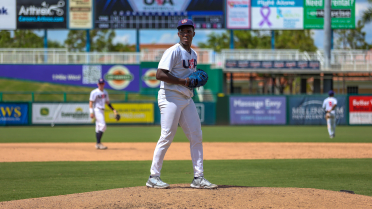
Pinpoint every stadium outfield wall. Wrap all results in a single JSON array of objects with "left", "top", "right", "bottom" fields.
[{"left": 1, "top": 95, "right": 371, "bottom": 126}]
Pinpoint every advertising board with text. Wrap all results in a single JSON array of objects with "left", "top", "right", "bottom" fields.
[
  {"left": 0, "top": 65, "right": 140, "bottom": 92},
  {"left": 0, "top": 0, "right": 17, "bottom": 30},
  {"left": 226, "top": 0, "right": 251, "bottom": 29},
  {"left": 69, "top": 0, "right": 93, "bottom": 29},
  {"left": 304, "top": 0, "right": 355, "bottom": 29},
  {"left": 349, "top": 96, "right": 372, "bottom": 124},
  {"left": 104, "top": 103, "right": 154, "bottom": 123},
  {"left": 32, "top": 103, "right": 91, "bottom": 124},
  {"left": 251, "top": 0, "right": 303, "bottom": 29},
  {"left": 289, "top": 96, "right": 347, "bottom": 125},
  {"left": 17, "top": 0, "right": 67, "bottom": 29},
  {"left": 0, "top": 103, "right": 29, "bottom": 125},
  {"left": 230, "top": 96, "right": 286, "bottom": 124},
  {"left": 225, "top": 60, "right": 320, "bottom": 70}
]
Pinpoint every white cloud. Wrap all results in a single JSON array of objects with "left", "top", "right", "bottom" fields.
[
  {"left": 158, "top": 33, "right": 179, "bottom": 43},
  {"left": 355, "top": 2, "right": 370, "bottom": 18},
  {"left": 113, "top": 34, "right": 130, "bottom": 44}
]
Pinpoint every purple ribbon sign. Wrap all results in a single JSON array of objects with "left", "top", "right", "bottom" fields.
[{"left": 259, "top": 6, "right": 272, "bottom": 27}]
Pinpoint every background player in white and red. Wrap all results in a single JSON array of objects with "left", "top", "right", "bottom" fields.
[
  {"left": 145, "top": 19, "right": 217, "bottom": 189},
  {"left": 89, "top": 78, "right": 117, "bottom": 149},
  {"left": 323, "top": 90, "right": 338, "bottom": 138}
]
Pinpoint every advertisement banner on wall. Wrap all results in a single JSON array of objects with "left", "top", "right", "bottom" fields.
[
  {"left": 225, "top": 60, "right": 320, "bottom": 70},
  {"left": 32, "top": 103, "right": 91, "bottom": 124},
  {"left": 229, "top": 96, "right": 286, "bottom": 124},
  {"left": 226, "top": 0, "right": 251, "bottom": 29},
  {"left": 349, "top": 96, "right": 372, "bottom": 124},
  {"left": 104, "top": 103, "right": 154, "bottom": 123},
  {"left": 0, "top": 65, "right": 140, "bottom": 92},
  {"left": 0, "top": 0, "right": 17, "bottom": 30},
  {"left": 69, "top": 0, "right": 93, "bottom": 29},
  {"left": 0, "top": 103, "right": 29, "bottom": 125},
  {"left": 141, "top": 68, "right": 160, "bottom": 88},
  {"left": 251, "top": 0, "right": 303, "bottom": 29},
  {"left": 289, "top": 96, "right": 347, "bottom": 125},
  {"left": 304, "top": 0, "right": 355, "bottom": 29},
  {"left": 17, "top": 0, "right": 67, "bottom": 29}
]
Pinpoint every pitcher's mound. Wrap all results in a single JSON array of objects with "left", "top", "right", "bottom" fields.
[{"left": 1, "top": 185, "right": 371, "bottom": 209}]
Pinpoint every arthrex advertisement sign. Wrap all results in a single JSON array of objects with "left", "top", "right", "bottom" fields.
[{"left": 17, "top": 0, "right": 67, "bottom": 29}]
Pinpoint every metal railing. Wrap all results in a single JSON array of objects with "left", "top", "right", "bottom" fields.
[
  {"left": 0, "top": 48, "right": 214, "bottom": 64},
  {"left": 0, "top": 48, "right": 371, "bottom": 71}
]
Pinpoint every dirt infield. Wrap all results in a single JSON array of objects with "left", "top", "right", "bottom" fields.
[
  {"left": 1, "top": 142, "right": 372, "bottom": 162},
  {"left": 1, "top": 142, "right": 372, "bottom": 208}
]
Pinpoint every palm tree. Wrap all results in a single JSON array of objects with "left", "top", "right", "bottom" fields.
[{"left": 362, "top": 0, "right": 372, "bottom": 23}]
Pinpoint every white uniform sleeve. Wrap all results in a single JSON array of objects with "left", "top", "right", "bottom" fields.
[
  {"left": 89, "top": 91, "right": 95, "bottom": 102},
  {"left": 333, "top": 98, "right": 337, "bottom": 105},
  {"left": 158, "top": 48, "right": 177, "bottom": 72},
  {"left": 322, "top": 100, "right": 326, "bottom": 109}
]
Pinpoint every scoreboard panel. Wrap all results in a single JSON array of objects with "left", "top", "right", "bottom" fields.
[{"left": 94, "top": 0, "right": 224, "bottom": 29}]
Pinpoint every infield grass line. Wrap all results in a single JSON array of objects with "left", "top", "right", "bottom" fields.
[
  {"left": 0, "top": 126, "right": 371, "bottom": 143},
  {"left": 0, "top": 158, "right": 371, "bottom": 202}
]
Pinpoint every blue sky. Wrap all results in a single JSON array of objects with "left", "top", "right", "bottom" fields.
[{"left": 36, "top": 0, "right": 371, "bottom": 50}]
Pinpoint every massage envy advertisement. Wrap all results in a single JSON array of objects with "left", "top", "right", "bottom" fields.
[
  {"left": 251, "top": 0, "right": 303, "bottom": 29},
  {"left": 230, "top": 96, "right": 286, "bottom": 125}
]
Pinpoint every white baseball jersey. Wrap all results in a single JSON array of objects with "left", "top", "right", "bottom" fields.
[
  {"left": 323, "top": 97, "right": 337, "bottom": 114},
  {"left": 158, "top": 43, "right": 197, "bottom": 98},
  {"left": 89, "top": 88, "right": 109, "bottom": 109}
]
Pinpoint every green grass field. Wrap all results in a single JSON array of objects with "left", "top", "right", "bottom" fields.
[
  {"left": 0, "top": 126, "right": 371, "bottom": 202},
  {"left": 1, "top": 80, "right": 371, "bottom": 202},
  {"left": 1, "top": 159, "right": 371, "bottom": 201},
  {"left": 0, "top": 126, "right": 371, "bottom": 143}
]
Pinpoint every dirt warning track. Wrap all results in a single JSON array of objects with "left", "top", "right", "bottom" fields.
[{"left": 1, "top": 142, "right": 372, "bottom": 162}]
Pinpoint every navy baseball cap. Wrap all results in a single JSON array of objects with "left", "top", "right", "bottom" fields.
[
  {"left": 328, "top": 90, "right": 334, "bottom": 96},
  {"left": 177, "top": 19, "right": 194, "bottom": 29},
  {"left": 98, "top": 78, "right": 105, "bottom": 84}
]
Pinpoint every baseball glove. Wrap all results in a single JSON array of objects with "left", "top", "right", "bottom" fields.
[
  {"left": 188, "top": 69, "right": 208, "bottom": 88},
  {"left": 325, "top": 112, "right": 330, "bottom": 119},
  {"left": 115, "top": 113, "right": 121, "bottom": 121}
]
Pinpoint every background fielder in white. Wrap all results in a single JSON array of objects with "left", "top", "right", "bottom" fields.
[
  {"left": 323, "top": 90, "right": 337, "bottom": 138},
  {"left": 146, "top": 19, "right": 217, "bottom": 189},
  {"left": 89, "top": 79, "right": 117, "bottom": 149}
]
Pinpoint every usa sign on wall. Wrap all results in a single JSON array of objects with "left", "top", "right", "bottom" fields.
[{"left": 349, "top": 96, "right": 372, "bottom": 124}]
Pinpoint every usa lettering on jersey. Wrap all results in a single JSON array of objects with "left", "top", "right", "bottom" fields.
[
  {"left": 183, "top": 59, "right": 197, "bottom": 69},
  {"left": 97, "top": 94, "right": 107, "bottom": 99}
]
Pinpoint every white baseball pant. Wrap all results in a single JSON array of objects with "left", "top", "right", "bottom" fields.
[
  {"left": 94, "top": 108, "right": 107, "bottom": 133},
  {"left": 150, "top": 89, "right": 204, "bottom": 177},
  {"left": 327, "top": 113, "right": 336, "bottom": 136}
]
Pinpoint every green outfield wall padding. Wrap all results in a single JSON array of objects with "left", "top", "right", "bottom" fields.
[
  {"left": 215, "top": 95, "right": 230, "bottom": 125},
  {"left": 154, "top": 102, "right": 216, "bottom": 125}
]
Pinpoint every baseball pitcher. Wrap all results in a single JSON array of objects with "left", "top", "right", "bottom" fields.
[{"left": 146, "top": 19, "right": 217, "bottom": 189}]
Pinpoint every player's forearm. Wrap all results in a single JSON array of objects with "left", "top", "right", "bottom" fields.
[
  {"left": 156, "top": 69, "right": 189, "bottom": 86},
  {"left": 330, "top": 105, "right": 337, "bottom": 111},
  {"left": 89, "top": 101, "right": 93, "bottom": 108}
]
